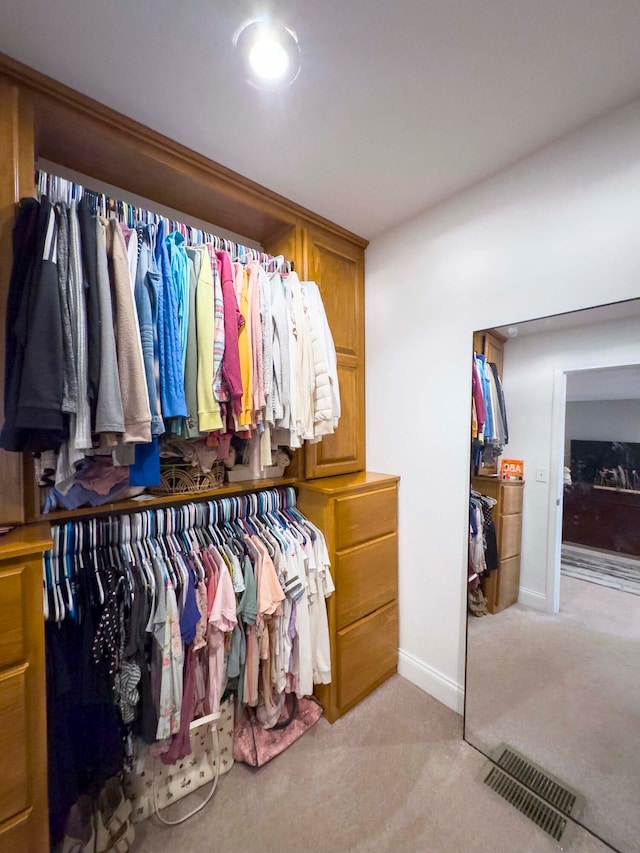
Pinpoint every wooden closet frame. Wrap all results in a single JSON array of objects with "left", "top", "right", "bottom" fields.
[
  {"left": 0, "top": 52, "right": 368, "bottom": 527},
  {"left": 0, "top": 55, "right": 401, "bottom": 852}
]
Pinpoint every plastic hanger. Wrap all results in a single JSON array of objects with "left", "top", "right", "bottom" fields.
[
  {"left": 42, "top": 552, "right": 50, "bottom": 621},
  {"left": 52, "top": 526, "right": 64, "bottom": 623},
  {"left": 43, "top": 548, "right": 57, "bottom": 622},
  {"left": 63, "top": 522, "right": 76, "bottom": 620}
]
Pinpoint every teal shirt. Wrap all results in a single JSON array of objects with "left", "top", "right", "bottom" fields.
[{"left": 165, "top": 231, "right": 190, "bottom": 378}]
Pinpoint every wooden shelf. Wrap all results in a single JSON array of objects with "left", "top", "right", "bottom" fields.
[
  {"left": 0, "top": 523, "right": 52, "bottom": 559},
  {"left": 294, "top": 471, "right": 399, "bottom": 496},
  {"left": 29, "top": 477, "right": 300, "bottom": 524},
  {"left": 593, "top": 485, "right": 640, "bottom": 495}
]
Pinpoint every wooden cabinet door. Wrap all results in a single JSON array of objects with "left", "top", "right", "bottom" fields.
[
  {"left": 473, "top": 329, "right": 506, "bottom": 377},
  {"left": 263, "top": 222, "right": 304, "bottom": 274},
  {"left": 0, "top": 528, "right": 51, "bottom": 853},
  {"left": 0, "top": 81, "right": 35, "bottom": 525},
  {"left": 304, "top": 227, "right": 365, "bottom": 478}
]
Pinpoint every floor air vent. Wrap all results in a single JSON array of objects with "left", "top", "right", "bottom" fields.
[
  {"left": 484, "top": 766, "right": 568, "bottom": 842},
  {"left": 491, "top": 744, "right": 585, "bottom": 819}
]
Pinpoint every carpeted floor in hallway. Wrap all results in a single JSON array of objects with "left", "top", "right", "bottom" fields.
[{"left": 133, "top": 675, "right": 615, "bottom": 853}]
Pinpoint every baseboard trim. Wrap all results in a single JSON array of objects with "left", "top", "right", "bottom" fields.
[
  {"left": 518, "top": 587, "right": 547, "bottom": 610},
  {"left": 398, "top": 649, "right": 464, "bottom": 715}
]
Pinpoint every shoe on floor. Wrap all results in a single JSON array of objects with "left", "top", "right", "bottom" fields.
[
  {"left": 61, "top": 795, "right": 95, "bottom": 853},
  {"left": 95, "top": 777, "right": 134, "bottom": 853}
]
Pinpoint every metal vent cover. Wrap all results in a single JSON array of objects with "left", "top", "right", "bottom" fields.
[
  {"left": 491, "top": 744, "right": 585, "bottom": 819},
  {"left": 484, "top": 766, "right": 568, "bottom": 842}
]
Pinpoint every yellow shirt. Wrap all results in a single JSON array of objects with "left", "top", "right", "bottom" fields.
[
  {"left": 195, "top": 248, "right": 223, "bottom": 432},
  {"left": 235, "top": 264, "right": 253, "bottom": 428}
]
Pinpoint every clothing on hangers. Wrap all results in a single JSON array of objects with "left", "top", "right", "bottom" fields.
[
  {"left": 1, "top": 171, "right": 341, "bottom": 509},
  {"left": 468, "top": 489, "right": 500, "bottom": 588},
  {"left": 43, "top": 488, "right": 334, "bottom": 842},
  {"left": 471, "top": 353, "right": 509, "bottom": 469}
]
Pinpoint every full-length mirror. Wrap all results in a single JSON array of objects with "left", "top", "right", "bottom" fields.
[{"left": 464, "top": 299, "right": 640, "bottom": 853}]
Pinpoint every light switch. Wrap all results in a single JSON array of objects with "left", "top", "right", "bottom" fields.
[{"left": 535, "top": 466, "right": 548, "bottom": 483}]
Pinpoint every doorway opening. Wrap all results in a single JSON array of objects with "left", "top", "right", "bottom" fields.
[{"left": 550, "top": 363, "right": 640, "bottom": 613}]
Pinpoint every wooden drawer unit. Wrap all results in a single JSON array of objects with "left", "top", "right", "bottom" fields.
[
  {"left": 0, "top": 527, "right": 52, "bottom": 853},
  {"left": 297, "top": 472, "right": 399, "bottom": 722},
  {"left": 471, "top": 476, "right": 524, "bottom": 614},
  {"left": 337, "top": 601, "right": 398, "bottom": 709}
]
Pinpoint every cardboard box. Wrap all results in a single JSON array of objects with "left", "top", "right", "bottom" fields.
[
  {"left": 226, "top": 465, "right": 285, "bottom": 483},
  {"left": 500, "top": 459, "right": 524, "bottom": 480}
]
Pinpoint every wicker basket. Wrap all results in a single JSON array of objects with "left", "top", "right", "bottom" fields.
[{"left": 148, "top": 461, "right": 225, "bottom": 496}]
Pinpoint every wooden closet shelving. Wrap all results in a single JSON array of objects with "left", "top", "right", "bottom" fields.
[
  {"left": 0, "top": 52, "right": 369, "bottom": 524},
  {"left": 39, "top": 476, "right": 301, "bottom": 524},
  {"left": 0, "top": 54, "right": 399, "bottom": 852},
  {"left": 471, "top": 328, "right": 523, "bottom": 613}
]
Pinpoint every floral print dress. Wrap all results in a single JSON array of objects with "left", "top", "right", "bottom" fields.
[{"left": 156, "top": 576, "right": 183, "bottom": 740}]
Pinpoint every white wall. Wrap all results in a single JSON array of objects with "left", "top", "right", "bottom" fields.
[
  {"left": 365, "top": 97, "right": 640, "bottom": 713},
  {"left": 564, "top": 399, "right": 640, "bottom": 464},
  {"left": 501, "top": 321, "right": 640, "bottom": 605}
]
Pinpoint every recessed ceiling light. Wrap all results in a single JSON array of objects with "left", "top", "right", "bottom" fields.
[
  {"left": 235, "top": 19, "right": 301, "bottom": 90},
  {"left": 249, "top": 39, "right": 289, "bottom": 80}
]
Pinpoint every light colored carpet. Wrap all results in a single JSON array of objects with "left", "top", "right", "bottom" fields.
[
  {"left": 133, "top": 674, "right": 615, "bottom": 853},
  {"left": 466, "top": 575, "right": 640, "bottom": 853},
  {"left": 561, "top": 543, "right": 640, "bottom": 595}
]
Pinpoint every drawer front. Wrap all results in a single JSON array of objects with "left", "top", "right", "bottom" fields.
[
  {"left": 335, "top": 487, "right": 397, "bottom": 550},
  {"left": 0, "top": 569, "right": 25, "bottom": 670},
  {"left": 501, "top": 484, "right": 523, "bottom": 516},
  {"left": 496, "top": 554, "right": 521, "bottom": 611},
  {"left": 0, "top": 669, "right": 29, "bottom": 825},
  {"left": 335, "top": 534, "right": 397, "bottom": 629},
  {"left": 337, "top": 601, "right": 398, "bottom": 709},
  {"left": 499, "top": 513, "right": 522, "bottom": 560},
  {"left": 0, "top": 816, "right": 30, "bottom": 853}
]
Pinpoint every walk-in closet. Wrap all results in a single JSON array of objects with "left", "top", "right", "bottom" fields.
[{"left": 3, "top": 5, "right": 640, "bottom": 853}]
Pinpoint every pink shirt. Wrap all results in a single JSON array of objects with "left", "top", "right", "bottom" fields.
[
  {"left": 205, "top": 560, "right": 237, "bottom": 715},
  {"left": 216, "top": 250, "right": 244, "bottom": 415}
]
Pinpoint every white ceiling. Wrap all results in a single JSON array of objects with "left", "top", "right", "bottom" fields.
[
  {"left": 495, "top": 300, "right": 640, "bottom": 401},
  {"left": 565, "top": 366, "right": 640, "bottom": 402},
  {"left": 495, "top": 299, "right": 640, "bottom": 340},
  {"left": 3, "top": 0, "right": 640, "bottom": 238}
]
